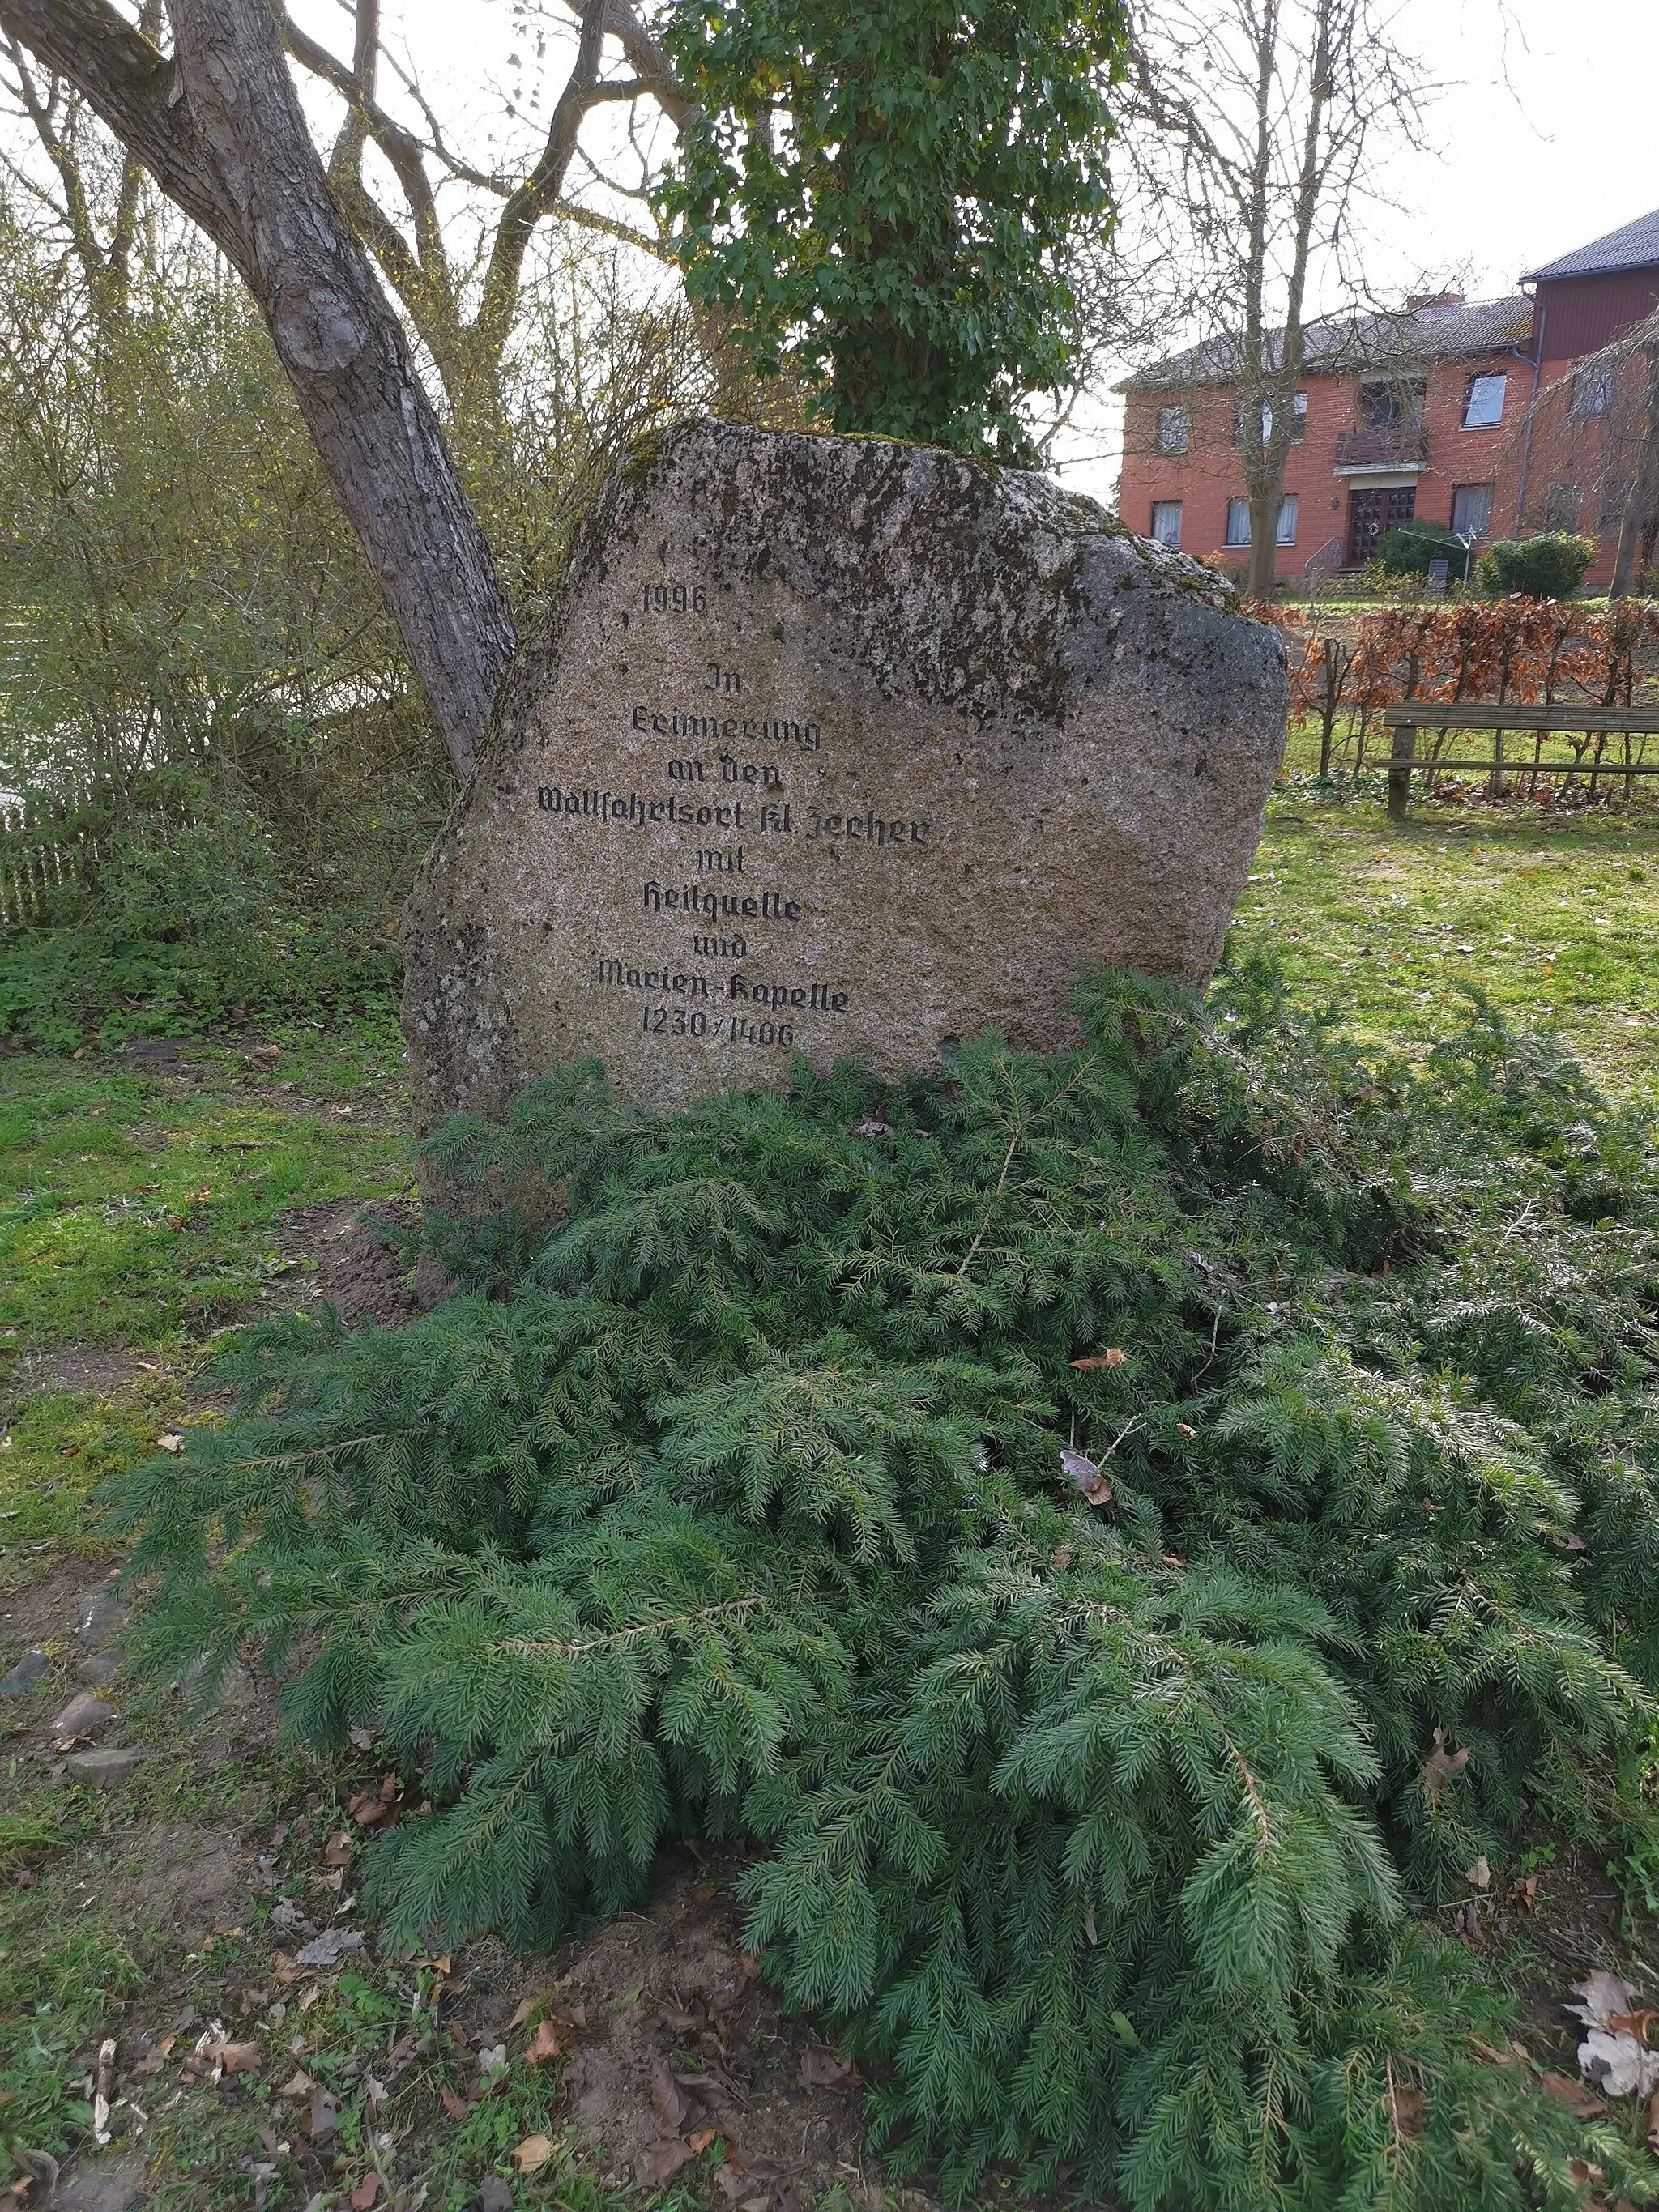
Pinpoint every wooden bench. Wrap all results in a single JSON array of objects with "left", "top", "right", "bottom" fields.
[{"left": 1380, "top": 704, "right": 1659, "bottom": 818}]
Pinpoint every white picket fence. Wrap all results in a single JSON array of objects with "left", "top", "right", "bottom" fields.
[{"left": 0, "top": 801, "right": 100, "bottom": 926}]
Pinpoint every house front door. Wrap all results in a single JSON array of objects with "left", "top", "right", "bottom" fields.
[{"left": 1346, "top": 484, "right": 1416, "bottom": 565}]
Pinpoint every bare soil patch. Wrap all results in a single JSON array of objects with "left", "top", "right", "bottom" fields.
[
  {"left": 274, "top": 1198, "right": 421, "bottom": 1328},
  {"left": 0, "top": 1553, "right": 122, "bottom": 1653},
  {"left": 11, "top": 1345, "right": 156, "bottom": 1397},
  {"left": 531, "top": 1852, "right": 877, "bottom": 2203}
]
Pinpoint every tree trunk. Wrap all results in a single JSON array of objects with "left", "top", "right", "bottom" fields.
[
  {"left": 0, "top": 0, "right": 515, "bottom": 779},
  {"left": 1246, "top": 475, "right": 1282, "bottom": 597}
]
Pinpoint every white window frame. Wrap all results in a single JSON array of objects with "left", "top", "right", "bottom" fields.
[
  {"left": 1149, "top": 500, "right": 1183, "bottom": 548},
  {"left": 1224, "top": 497, "right": 1252, "bottom": 547},
  {"left": 1276, "top": 494, "right": 1299, "bottom": 546},
  {"left": 1463, "top": 373, "right": 1507, "bottom": 429},
  {"left": 1450, "top": 482, "right": 1495, "bottom": 539}
]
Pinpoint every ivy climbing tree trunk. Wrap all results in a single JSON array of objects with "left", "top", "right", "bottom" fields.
[{"left": 0, "top": 0, "right": 516, "bottom": 780}]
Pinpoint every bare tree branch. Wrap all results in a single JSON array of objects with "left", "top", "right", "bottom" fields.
[
  {"left": 476, "top": 0, "right": 609, "bottom": 364},
  {"left": 0, "top": 0, "right": 250, "bottom": 265}
]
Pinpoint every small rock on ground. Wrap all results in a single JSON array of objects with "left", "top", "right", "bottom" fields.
[
  {"left": 65, "top": 1746, "right": 145, "bottom": 1788},
  {"left": 53, "top": 2150, "right": 149, "bottom": 2210},
  {"left": 75, "top": 1592, "right": 130, "bottom": 1650},
  {"left": 0, "top": 1648, "right": 48, "bottom": 1696},
  {"left": 53, "top": 1692, "right": 115, "bottom": 1737},
  {"left": 75, "top": 1648, "right": 126, "bottom": 1687}
]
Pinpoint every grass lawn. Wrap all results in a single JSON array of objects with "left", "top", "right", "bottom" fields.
[
  {"left": 3, "top": 784, "right": 1659, "bottom": 2207},
  {"left": 1240, "top": 782, "right": 1659, "bottom": 1094}
]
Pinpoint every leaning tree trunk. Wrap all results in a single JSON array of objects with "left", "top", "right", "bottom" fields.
[{"left": 0, "top": 0, "right": 515, "bottom": 779}]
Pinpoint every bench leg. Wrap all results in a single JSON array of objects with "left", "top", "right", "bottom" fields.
[{"left": 1387, "top": 724, "right": 1416, "bottom": 820}]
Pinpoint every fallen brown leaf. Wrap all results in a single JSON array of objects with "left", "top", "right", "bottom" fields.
[
  {"left": 278, "top": 2070, "right": 314, "bottom": 2097},
  {"left": 1610, "top": 2009, "right": 1659, "bottom": 2044},
  {"left": 133, "top": 2050, "right": 165, "bottom": 2077},
  {"left": 642, "top": 2140, "right": 697, "bottom": 2188},
  {"left": 1465, "top": 1856, "right": 1491, "bottom": 1891},
  {"left": 322, "top": 1831, "right": 355, "bottom": 1868},
  {"left": 1504, "top": 1874, "right": 1539, "bottom": 1911},
  {"left": 1569, "top": 2160, "right": 1609, "bottom": 2188},
  {"left": 309, "top": 2087, "right": 340, "bottom": 2142},
  {"left": 1419, "top": 1727, "right": 1471, "bottom": 1805},
  {"left": 1541, "top": 2071, "right": 1606, "bottom": 2118},
  {"left": 1469, "top": 2036, "right": 1524, "bottom": 2067},
  {"left": 1070, "top": 1349, "right": 1127, "bottom": 1370},
  {"left": 348, "top": 1792, "right": 392, "bottom": 1827},
  {"left": 799, "top": 2044, "right": 861, "bottom": 2090},
  {"left": 660, "top": 2001, "right": 703, "bottom": 2033},
  {"left": 652, "top": 2058, "right": 696, "bottom": 2132},
  {"left": 348, "top": 2176, "right": 382, "bottom": 2211},
  {"left": 524, "top": 2017, "right": 568, "bottom": 2065},
  {"left": 439, "top": 2084, "right": 470, "bottom": 2122},
  {"left": 1388, "top": 2077, "right": 1425, "bottom": 2138},
  {"left": 214, "top": 2041, "right": 261, "bottom": 2073},
  {"left": 513, "top": 2133, "right": 557, "bottom": 2176},
  {"left": 689, "top": 2127, "right": 719, "bottom": 2154}
]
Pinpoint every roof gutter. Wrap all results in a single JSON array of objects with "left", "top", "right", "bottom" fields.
[{"left": 1513, "top": 284, "right": 1546, "bottom": 535}]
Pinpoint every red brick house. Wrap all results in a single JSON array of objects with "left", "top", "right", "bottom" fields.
[{"left": 1115, "top": 207, "right": 1659, "bottom": 586}]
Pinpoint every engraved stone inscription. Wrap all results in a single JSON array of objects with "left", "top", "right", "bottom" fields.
[{"left": 403, "top": 421, "right": 1289, "bottom": 1126}]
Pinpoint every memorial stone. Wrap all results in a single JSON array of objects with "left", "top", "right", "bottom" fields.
[{"left": 403, "top": 421, "right": 1288, "bottom": 1126}]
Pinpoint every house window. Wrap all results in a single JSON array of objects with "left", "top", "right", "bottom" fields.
[
  {"left": 1360, "top": 379, "right": 1425, "bottom": 432},
  {"left": 1463, "top": 373, "right": 1507, "bottom": 428},
  {"left": 1601, "top": 477, "right": 1634, "bottom": 529},
  {"left": 1234, "top": 392, "right": 1307, "bottom": 445},
  {"left": 1155, "top": 405, "right": 1190, "bottom": 454},
  {"left": 1542, "top": 481, "right": 1583, "bottom": 531},
  {"left": 1450, "top": 482, "right": 1495, "bottom": 539},
  {"left": 1224, "top": 496, "right": 1299, "bottom": 548},
  {"left": 1572, "top": 366, "right": 1614, "bottom": 418},
  {"left": 1149, "top": 501, "right": 1183, "bottom": 548}
]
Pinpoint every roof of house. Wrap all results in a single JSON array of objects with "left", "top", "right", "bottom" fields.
[
  {"left": 1116, "top": 293, "right": 1533, "bottom": 394},
  {"left": 1525, "top": 207, "right": 1659, "bottom": 284}
]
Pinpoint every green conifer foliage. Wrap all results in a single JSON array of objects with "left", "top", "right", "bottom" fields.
[{"left": 109, "top": 967, "right": 1659, "bottom": 2207}]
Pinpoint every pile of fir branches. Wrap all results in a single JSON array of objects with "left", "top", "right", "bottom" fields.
[{"left": 111, "top": 964, "right": 1659, "bottom": 2208}]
